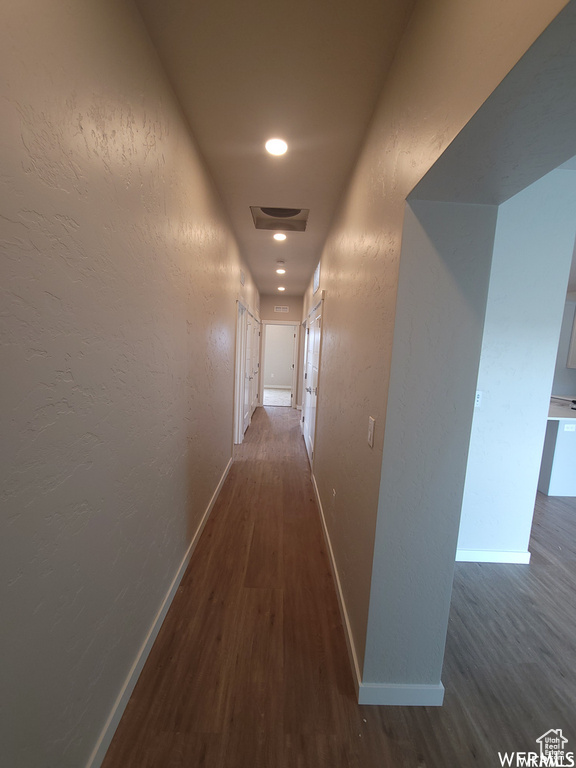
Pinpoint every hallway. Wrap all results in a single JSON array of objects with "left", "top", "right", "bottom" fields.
[
  {"left": 5, "top": 3, "right": 576, "bottom": 764},
  {"left": 102, "top": 406, "right": 576, "bottom": 768},
  {"left": 103, "top": 405, "right": 357, "bottom": 767}
]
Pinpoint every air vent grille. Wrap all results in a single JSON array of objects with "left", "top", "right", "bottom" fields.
[
  {"left": 250, "top": 206, "right": 309, "bottom": 232},
  {"left": 274, "top": 305, "right": 289, "bottom": 313}
]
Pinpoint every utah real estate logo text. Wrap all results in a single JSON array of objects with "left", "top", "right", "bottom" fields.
[{"left": 499, "top": 730, "right": 574, "bottom": 767}]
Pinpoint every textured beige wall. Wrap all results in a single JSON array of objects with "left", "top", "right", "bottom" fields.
[
  {"left": 259, "top": 294, "right": 304, "bottom": 323},
  {"left": 308, "top": 0, "right": 570, "bottom": 676},
  {"left": 0, "top": 1, "right": 256, "bottom": 765}
]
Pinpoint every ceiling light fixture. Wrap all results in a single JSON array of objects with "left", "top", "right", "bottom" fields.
[
  {"left": 265, "top": 138, "right": 288, "bottom": 156},
  {"left": 273, "top": 233, "right": 286, "bottom": 241},
  {"left": 278, "top": 286, "right": 286, "bottom": 292},
  {"left": 276, "top": 268, "right": 286, "bottom": 274}
]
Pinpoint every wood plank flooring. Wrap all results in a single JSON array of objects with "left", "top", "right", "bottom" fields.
[{"left": 102, "top": 406, "right": 576, "bottom": 767}]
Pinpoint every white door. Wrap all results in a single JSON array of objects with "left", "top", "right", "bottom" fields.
[
  {"left": 243, "top": 315, "right": 253, "bottom": 433},
  {"left": 250, "top": 320, "right": 260, "bottom": 414},
  {"left": 302, "top": 302, "right": 322, "bottom": 463},
  {"left": 234, "top": 305, "right": 260, "bottom": 444},
  {"left": 301, "top": 322, "right": 310, "bottom": 437},
  {"left": 234, "top": 304, "right": 248, "bottom": 444}
]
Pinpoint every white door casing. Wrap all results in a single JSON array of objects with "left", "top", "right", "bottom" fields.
[
  {"left": 243, "top": 315, "right": 254, "bottom": 434},
  {"left": 234, "top": 302, "right": 261, "bottom": 444},
  {"left": 234, "top": 303, "right": 247, "bottom": 444},
  {"left": 302, "top": 298, "right": 323, "bottom": 463},
  {"left": 261, "top": 322, "right": 299, "bottom": 407},
  {"left": 250, "top": 319, "right": 260, "bottom": 415}
]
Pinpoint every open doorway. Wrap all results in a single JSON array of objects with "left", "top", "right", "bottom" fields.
[
  {"left": 261, "top": 323, "right": 298, "bottom": 407},
  {"left": 399, "top": 0, "right": 576, "bottom": 569},
  {"left": 359, "top": 3, "right": 576, "bottom": 704}
]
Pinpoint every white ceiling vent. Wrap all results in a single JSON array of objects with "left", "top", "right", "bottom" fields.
[{"left": 250, "top": 206, "right": 309, "bottom": 232}]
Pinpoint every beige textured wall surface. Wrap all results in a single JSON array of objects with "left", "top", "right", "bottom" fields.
[
  {"left": 259, "top": 294, "right": 304, "bottom": 323},
  {"left": 0, "top": 1, "right": 256, "bottom": 765},
  {"left": 308, "top": 0, "right": 570, "bottom": 676}
]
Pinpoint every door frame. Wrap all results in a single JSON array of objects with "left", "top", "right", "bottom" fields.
[
  {"left": 233, "top": 301, "right": 261, "bottom": 444},
  {"left": 249, "top": 315, "right": 261, "bottom": 417},
  {"left": 301, "top": 293, "right": 325, "bottom": 463},
  {"left": 260, "top": 320, "right": 299, "bottom": 408},
  {"left": 233, "top": 302, "right": 247, "bottom": 444}
]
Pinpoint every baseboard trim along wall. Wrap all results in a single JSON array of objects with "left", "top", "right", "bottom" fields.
[
  {"left": 358, "top": 682, "right": 445, "bottom": 706},
  {"left": 455, "top": 549, "right": 531, "bottom": 564},
  {"left": 312, "top": 473, "right": 447, "bottom": 707},
  {"left": 86, "top": 457, "right": 233, "bottom": 768},
  {"left": 311, "top": 473, "right": 362, "bottom": 700}
]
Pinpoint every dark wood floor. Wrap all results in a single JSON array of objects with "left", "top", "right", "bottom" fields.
[{"left": 102, "top": 406, "right": 576, "bottom": 767}]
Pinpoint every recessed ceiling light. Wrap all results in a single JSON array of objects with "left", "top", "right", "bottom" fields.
[
  {"left": 265, "top": 138, "right": 288, "bottom": 156},
  {"left": 278, "top": 286, "right": 286, "bottom": 292},
  {"left": 273, "top": 233, "right": 286, "bottom": 241},
  {"left": 276, "top": 268, "right": 286, "bottom": 274}
]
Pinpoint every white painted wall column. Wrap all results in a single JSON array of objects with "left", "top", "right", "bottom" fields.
[
  {"left": 360, "top": 201, "right": 498, "bottom": 704},
  {"left": 457, "top": 168, "right": 576, "bottom": 562}
]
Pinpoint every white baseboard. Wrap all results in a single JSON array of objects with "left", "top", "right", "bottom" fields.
[
  {"left": 455, "top": 549, "right": 531, "bottom": 564},
  {"left": 86, "top": 457, "right": 233, "bottom": 768},
  {"left": 358, "top": 682, "right": 445, "bottom": 706},
  {"left": 311, "top": 473, "right": 362, "bottom": 699},
  {"left": 312, "top": 473, "right": 447, "bottom": 707}
]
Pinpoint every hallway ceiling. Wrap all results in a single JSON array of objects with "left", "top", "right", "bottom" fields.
[{"left": 135, "top": 0, "right": 415, "bottom": 296}]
